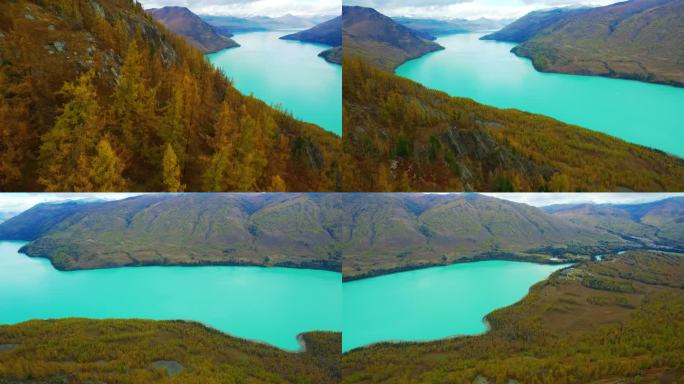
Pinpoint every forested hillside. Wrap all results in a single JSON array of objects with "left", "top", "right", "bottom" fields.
[
  {"left": 0, "top": 319, "right": 341, "bottom": 383},
  {"left": 0, "top": 0, "right": 341, "bottom": 192},
  {"left": 343, "top": 251, "right": 684, "bottom": 383},
  {"left": 343, "top": 58, "right": 684, "bottom": 192}
]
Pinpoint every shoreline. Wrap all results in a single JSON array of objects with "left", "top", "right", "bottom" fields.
[{"left": 342, "top": 263, "right": 573, "bottom": 353}]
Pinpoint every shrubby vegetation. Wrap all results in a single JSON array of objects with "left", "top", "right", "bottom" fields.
[
  {"left": 0, "top": 0, "right": 341, "bottom": 191},
  {"left": 342, "top": 57, "right": 684, "bottom": 191},
  {"left": 342, "top": 251, "right": 684, "bottom": 383},
  {"left": 0, "top": 319, "right": 340, "bottom": 383}
]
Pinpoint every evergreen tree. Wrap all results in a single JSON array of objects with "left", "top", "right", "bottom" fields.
[
  {"left": 269, "top": 175, "right": 287, "bottom": 192},
  {"left": 90, "top": 139, "right": 127, "bottom": 191},
  {"left": 38, "top": 70, "right": 101, "bottom": 191},
  {"left": 162, "top": 143, "right": 183, "bottom": 192}
]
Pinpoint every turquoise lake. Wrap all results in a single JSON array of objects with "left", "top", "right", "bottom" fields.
[
  {"left": 0, "top": 241, "right": 341, "bottom": 351},
  {"left": 207, "top": 31, "right": 342, "bottom": 135},
  {"left": 396, "top": 33, "right": 684, "bottom": 158},
  {"left": 343, "top": 260, "right": 568, "bottom": 352}
]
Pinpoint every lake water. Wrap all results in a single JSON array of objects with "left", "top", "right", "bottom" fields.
[
  {"left": 343, "top": 260, "right": 568, "bottom": 352},
  {"left": 396, "top": 33, "right": 684, "bottom": 158},
  {"left": 208, "top": 31, "right": 342, "bottom": 135},
  {"left": 0, "top": 241, "right": 341, "bottom": 351}
]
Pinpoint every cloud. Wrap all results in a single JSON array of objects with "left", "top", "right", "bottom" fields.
[
  {"left": 483, "top": 193, "right": 684, "bottom": 207},
  {"left": 0, "top": 193, "right": 142, "bottom": 213},
  {"left": 140, "top": 0, "right": 340, "bottom": 17},
  {"left": 343, "top": 0, "right": 622, "bottom": 20}
]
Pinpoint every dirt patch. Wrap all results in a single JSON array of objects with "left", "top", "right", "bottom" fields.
[{"left": 151, "top": 360, "right": 184, "bottom": 376}]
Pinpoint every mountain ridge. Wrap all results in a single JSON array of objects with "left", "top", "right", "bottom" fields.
[
  {"left": 3, "top": 193, "right": 683, "bottom": 280},
  {"left": 147, "top": 6, "right": 239, "bottom": 53},
  {"left": 342, "top": 6, "right": 444, "bottom": 70}
]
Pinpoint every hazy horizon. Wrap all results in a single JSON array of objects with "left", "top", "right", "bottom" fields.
[
  {"left": 342, "top": 0, "right": 623, "bottom": 20},
  {"left": 139, "top": 0, "right": 341, "bottom": 18}
]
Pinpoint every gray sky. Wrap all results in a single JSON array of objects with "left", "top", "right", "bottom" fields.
[
  {"left": 343, "top": 0, "right": 621, "bottom": 20},
  {"left": 483, "top": 193, "right": 684, "bottom": 207},
  {"left": 140, "top": 0, "right": 340, "bottom": 17}
]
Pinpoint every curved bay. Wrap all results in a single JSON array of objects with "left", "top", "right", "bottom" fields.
[{"left": 343, "top": 260, "right": 568, "bottom": 352}]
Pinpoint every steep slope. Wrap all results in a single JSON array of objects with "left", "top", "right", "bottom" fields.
[
  {"left": 343, "top": 251, "right": 684, "bottom": 383},
  {"left": 147, "top": 6, "right": 238, "bottom": 53},
  {"left": 0, "top": 0, "right": 341, "bottom": 192},
  {"left": 512, "top": 0, "right": 684, "bottom": 86},
  {"left": 281, "top": 16, "right": 342, "bottom": 64},
  {"left": 342, "top": 6, "right": 443, "bottom": 70},
  {"left": 339, "top": 193, "right": 626, "bottom": 279},
  {"left": 481, "top": 6, "right": 590, "bottom": 43},
  {"left": 342, "top": 57, "right": 684, "bottom": 192},
  {"left": 7, "top": 194, "right": 343, "bottom": 271},
  {"left": 281, "top": 16, "right": 341, "bottom": 47},
  {"left": 0, "top": 319, "right": 340, "bottom": 383}
]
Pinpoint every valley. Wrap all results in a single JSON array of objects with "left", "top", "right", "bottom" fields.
[{"left": 208, "top": 30, "right": 342, "bottom": 135}]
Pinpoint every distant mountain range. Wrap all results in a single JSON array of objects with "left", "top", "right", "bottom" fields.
[
  {"left": 281, "top": 16, "right": 342, "bottom": 64},
  {"left": 342, "top": 6, "right": 444, "bottom": 70},
  {"left": 147, "top": 7, "right": 239, "bottom": 53},
  {"left": 484, "top": 0, "right": 684, "bottom": 87},
  {"left": 394, "top": 17, "right": 512, "bottom": 38},
  {"left": 1, "top": 193, "right": 682, "bottom": 280},
  {"left": 202, "top": 14, "right": 334, "bottom": 35}
]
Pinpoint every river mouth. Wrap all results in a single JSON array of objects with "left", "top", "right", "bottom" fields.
[
  {"left": 395, "top": 33, "right": 684, "bottom": 158},
  {"left": 0, "top": 241, "right": 341, "bottom": 351},
  {"left": 207, "top": 31, "right": 342, "bottom": 135},
  {"left": 342, "top": 260, "right": 570, "bottom": 352}
]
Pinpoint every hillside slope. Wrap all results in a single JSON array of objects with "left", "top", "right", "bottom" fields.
[
  {"left": 6, "top": 194, "right": 343, "bottom": 271},
  {"left": 281, "top": 16, "right": 342, "bottom": 64},
  {"left": 0, "top": 0, "right": 341, "bottom": 192},
  {"left": 342, "top": 57, "right": 684, "bottom": 192},
  {"left": 339, "top": 193, "right": 627, "bottom": 279},
  {"left": 281, "top": 16, "right": 341, "bottom": 47},
  {"left": 342, "top": 6, "right": 443, "bottom": 70},
  {"left": 147, "top": 6, "right": 238, "bottom": 53},
  {"left": 0, "top": 200, "right": 103, "bottom": 240},
  {"left": 481, "top": 7, "right": 590, "bottom": 43},
  {"left": 547, "top": 197, "right": 684, "bottom": 248},
  {"left": 512, "top": 0, "right": 684, "bottom": 86},
  {"left": 0, "top": 319, "right": 340, "bottom": 383}
]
